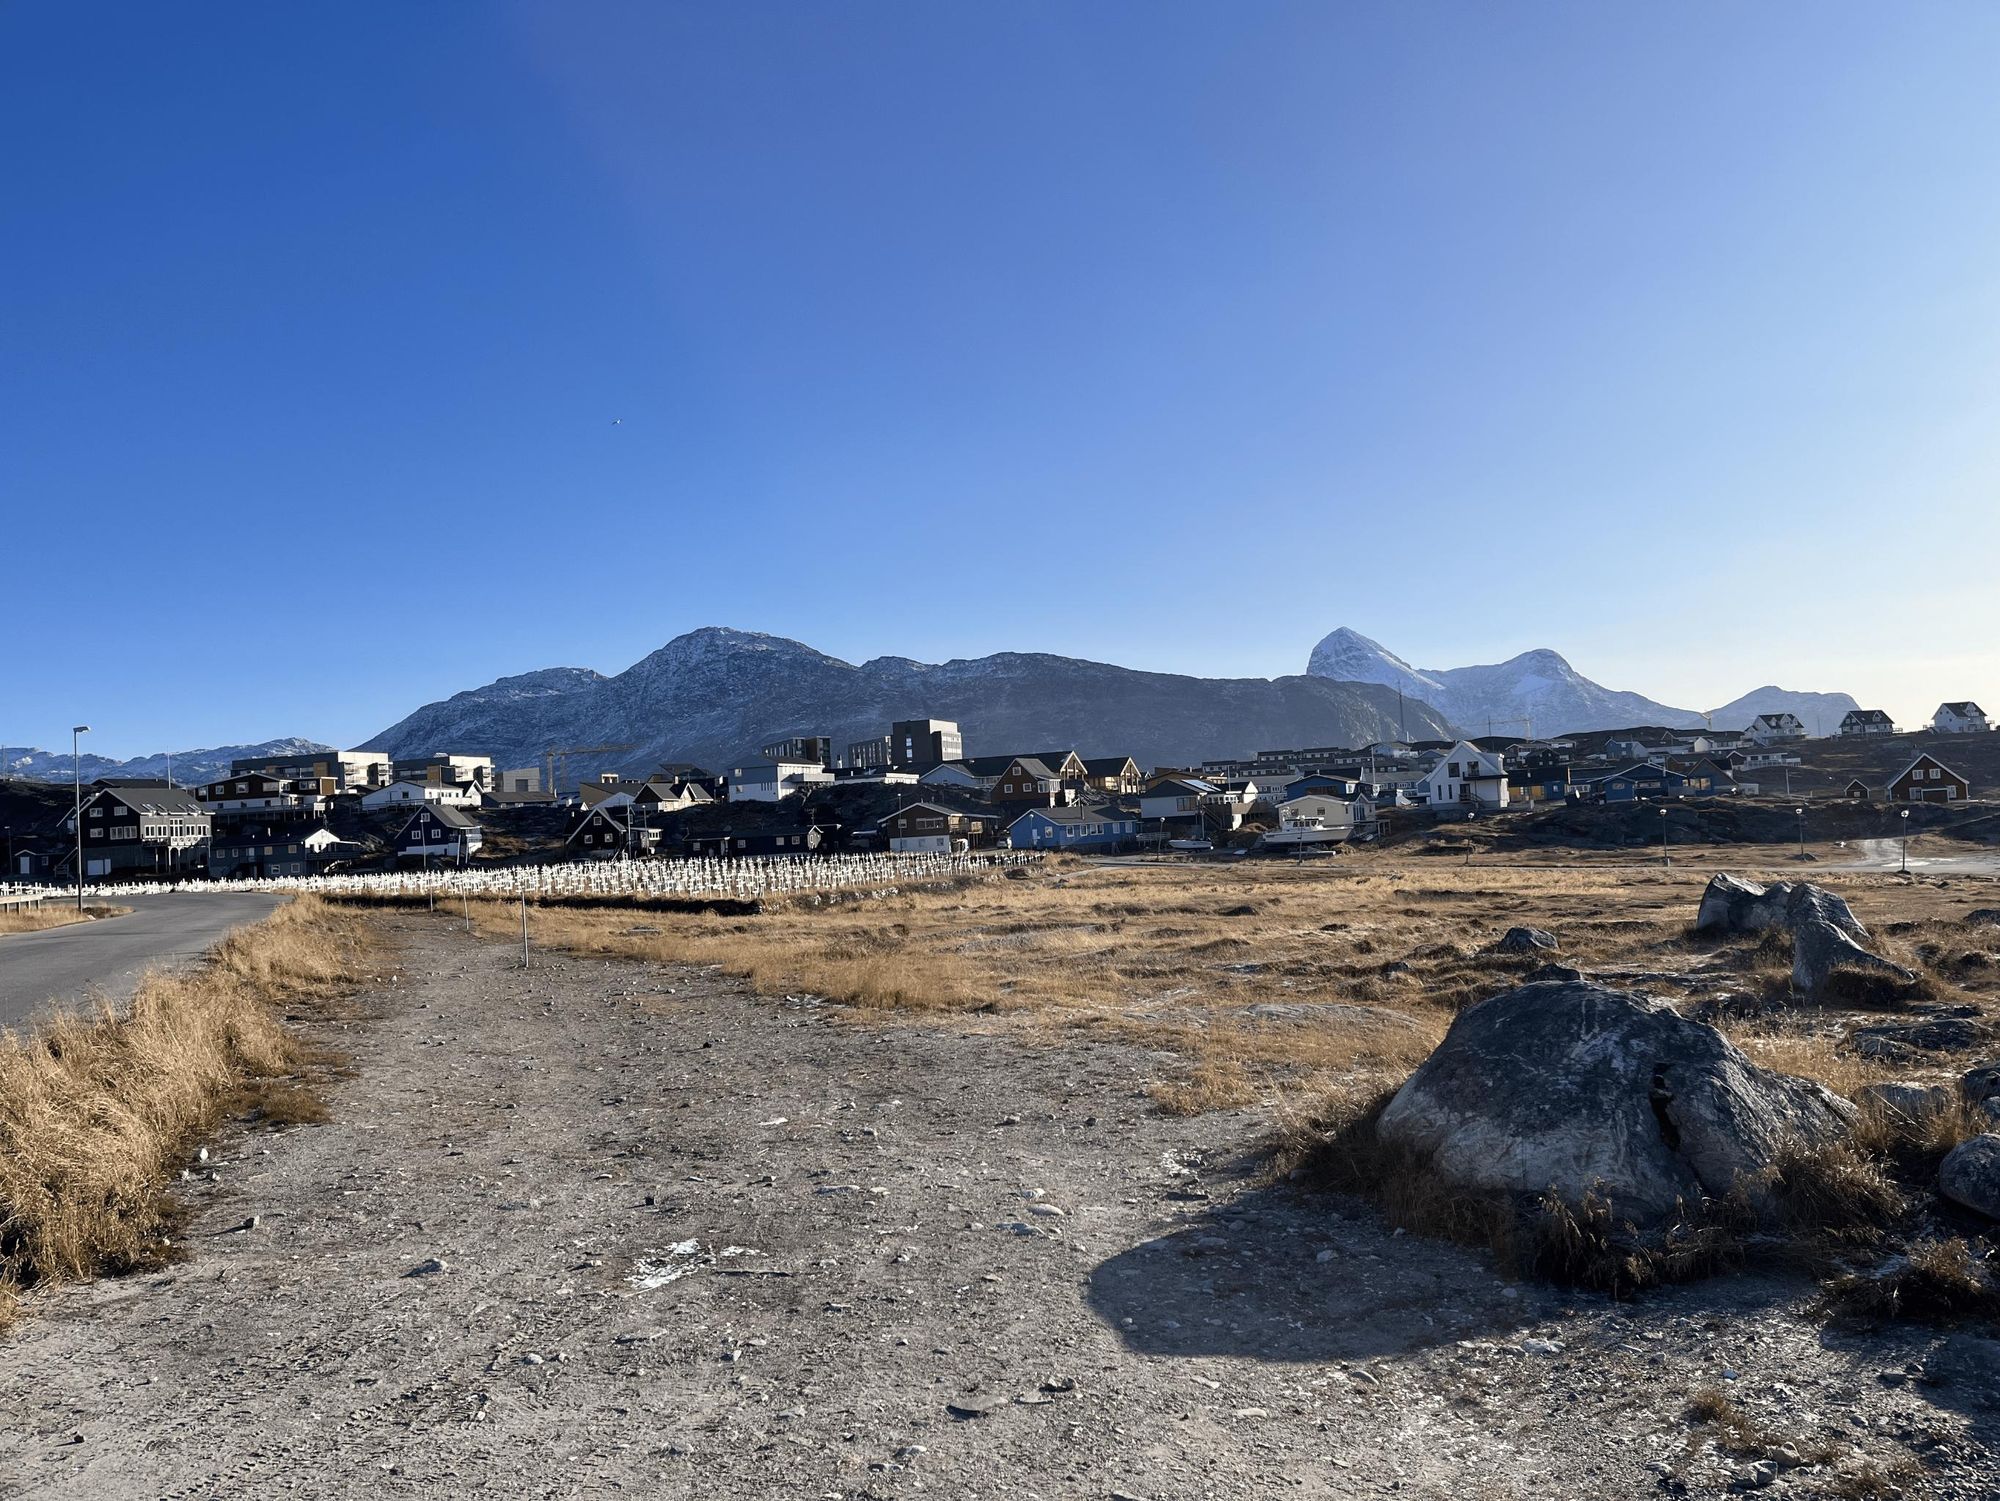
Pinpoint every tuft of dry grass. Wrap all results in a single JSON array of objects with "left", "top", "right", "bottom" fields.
[
  {"left": 0, "top": 903, "right": 129, "bottom": 935},
  {"left": 1685, "top": 1384, "right": 1841, "bottom": 1466},
  {"left": 0, "top": 896, "right": 368, "bottom": 1327},
  {"left": 1821, "top": 1237, "right": 2000, "bottom": 1323}
]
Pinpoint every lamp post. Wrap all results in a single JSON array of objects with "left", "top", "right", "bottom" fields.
[
  {"left": 1794, "top": 806, "right": 1805, "bottom": 860},
  {"left": 1900, "top": 808, "right": 1911, "bottom": 874},
  {"left": 1659, "top": 806, "right": 1668, "bottom": 865},
  {"left": 72, "top": 725, "right": 90, "bottom": 910}
]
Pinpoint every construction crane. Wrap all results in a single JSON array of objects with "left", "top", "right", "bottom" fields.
[{"left": 543, "top": 743, "right": 636, "bottom": 798}]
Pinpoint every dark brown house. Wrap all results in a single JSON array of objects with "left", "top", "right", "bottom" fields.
[
  {"left": 879, "top": 801, "right": 999, "bottom": 851},
  {"left": 63, "top": 781, "right": 210, "bottom": 880},
  {"left": 1887, "top": 753, "right": 1970, "bottom": 804}
]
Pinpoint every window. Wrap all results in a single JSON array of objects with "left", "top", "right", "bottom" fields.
[{"left": 89, "top": 828, "right": 103, "bottom": 839}]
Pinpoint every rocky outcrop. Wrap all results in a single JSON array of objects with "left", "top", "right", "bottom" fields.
[
  {"left": 1939, "top": 1135, "right": 2000, "bottom": 1220},
  {"left": 1495, "top": 927, "right": 1559, "bottom": 955},
  {"left": 1851, "top": 1017, "right": 1994, "bottom": 1059},
  {"left": 1694, "top": 875, "right": 1915, "bottom": 999},
  {"left": 1854, "top": 1082, "right": 1953, "bottom": 1123},
  {"left": 1375, "top": 980, "right": 1855, "bottom": 1221}
]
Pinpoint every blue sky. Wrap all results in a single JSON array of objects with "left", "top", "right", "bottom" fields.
[{"left": 6, "top": 3, "right": 1999, "bottom": 757}]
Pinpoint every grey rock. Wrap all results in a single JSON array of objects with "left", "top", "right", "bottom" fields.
[
  {"left": 1496, "top": 927, "right": 1560, "bottom": 955},
  {"left": 1855, "top": 1082, "right": 1953, "bottom": 1123},
  {"left": 1524, "top": 963, "right": 1584, "bottom": 984},
  {"left": 1922, "top": 1334, "right": 2000, "bottom": 1407},
  {"left": 1960, "top": 1062, "right": 2000, "bottom": 1104},
  {"left": 945, "top": 1395, "right": 1006, "bottom": 1418},
  {"left": 1376, "top": 980, "right": 1856, "bottom": 1221},
  {"left": 1694, "top": 875, "right": 1913, "bottom": 998},
  {"left": 1964, "top": 909, "right": 2000, "bottom": 928},
  {"left": 1851, "top": 1018, "right": 1993, "bottom": 1057},
  {"left": 403, "top": 1258, "right": 448, "bottom": 1277},
  {"left": 1938, "top": 1134, "right": 2000, "bottom": 1220}
]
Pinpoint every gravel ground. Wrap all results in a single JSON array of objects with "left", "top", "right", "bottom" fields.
[{"left": 1, "top": 912, "right": 1996, "bottom": 1499}]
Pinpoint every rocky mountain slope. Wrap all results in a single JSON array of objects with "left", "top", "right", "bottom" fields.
[
  {"left": 0, "top": 737, "right": 331, "bottom": 789},
  {"left": 1307, "top": 627, "right": 1857, "bottom": 738},
  {"left": 366, "top": 627, "right": 1453, "bottom": 778}
]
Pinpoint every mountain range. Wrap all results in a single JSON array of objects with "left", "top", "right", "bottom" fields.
[
  {"left": 0, "top": 738, "right": 332, "bottom": 790},
  {"left": 364, "top": 627, "right": 1454, "bottom": 779},
  {"left": 1306, "top": 628, "right": 1859, "bottom": 740}
]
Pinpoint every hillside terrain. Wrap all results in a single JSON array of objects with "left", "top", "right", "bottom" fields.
[
  {"left": 1307, "top": 627, "right": 1859, "bottom": 737},
  {"left": 366, "top": 627, "right": 1454, "bottom": 777},
  {"left": 0, "top": 739, "right": 330, "bottom": 789}
]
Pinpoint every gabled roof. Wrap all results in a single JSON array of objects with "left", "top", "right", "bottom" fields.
[
  {"left": 887, "top": 800, "right": 1000, "bottom": 823},
  {"left": 1007, "top": 803, "right": 1137, "bottom": 829},
  {"left": 1891, "top": 752, "right": 1967, "bottom": 785},
  {"left": 1142, "top": 778, "right": 1217, "bottom": 798},
  {"left": 400, "top": 803, "right": 479, "bottom": 832},
  {"left": 1080, "top": 755, "right": 1140, "bottom": 776},
  {"left": 1842, "top": 708, "right": 1893, "bottom": 724},
  {"left": 85, "top": 784, "right": 206, "bottom": 816},
  {"left": 1938, "top": 701, "right": 1986, "bottom": 717},
  {"left": 999, "top": 756, "right": 1064, "bottom": 782},
  {"left": 1751, "top": 712, "right": 1801, "bottom": 726}
]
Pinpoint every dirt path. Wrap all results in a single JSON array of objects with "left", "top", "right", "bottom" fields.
[{"left": 0, "top": 912, "right": 1995, "bottom": 1498}]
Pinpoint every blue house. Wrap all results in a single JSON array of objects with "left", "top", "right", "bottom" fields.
[
  {"left": 1589, "top": 762, "right": 1708, "bottom": 802},
  {"left": 1007, "top": 804, "right": 1140, "bottom": 851},
  {"left": 1506, "top": 764, "right": 1574, "bottom": 803}
]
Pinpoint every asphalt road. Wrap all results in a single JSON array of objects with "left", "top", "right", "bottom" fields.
[{"left": 0, "top": 893, "right": 286, "bottom": 1030}]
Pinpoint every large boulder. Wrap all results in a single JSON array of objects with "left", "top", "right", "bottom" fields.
[
  {"left": 1694, "top": 875, "right": 1913, "bottom": 999},
  {"left": 1494, "top": 926, "right": 1560, "bottom": 954},
  {"left": 1376, "top": 980, "right": 1856, "bottom": 1222},
  {"left": 1855, "top": 1081, "right": 1953, "bottom": 1124},
  {"left": 1939, "top": 1135, "right": 2000, "bottom": 1220},
  {"left": 1851, "top": 1017, "right": 1994, "bottom": 1058}
]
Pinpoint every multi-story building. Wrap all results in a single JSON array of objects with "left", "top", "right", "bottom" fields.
[{"left": 62, "top": 781, "right": 211, "bottom": 880}]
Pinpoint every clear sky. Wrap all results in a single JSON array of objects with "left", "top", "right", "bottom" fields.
[{"left": 6, "top": 3, "right": 1999, "bottom": 757}]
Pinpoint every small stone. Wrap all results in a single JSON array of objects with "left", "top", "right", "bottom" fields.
[
  {"left": 1520, "top": 1338, "right": 1563, "bottom": 1356},
  {"left": 1026, "top": 1204, "right": 1066, "bottom": 1218},
  {"left": 1315, "top": 1248, "right": 1339, "bottom": 1263},
  {"left": 946, "top": 1396, "right": 1005, "bottom": 1418},
  {"left": 520, "top": 1353, "right": 544, "bottom": 1366},
  {"left": 1041, "top": 1375, "right": 1077, "bottom": 1393},
  {"left": 404, "top": 1258, "right": 447, "bottom": 1278}
]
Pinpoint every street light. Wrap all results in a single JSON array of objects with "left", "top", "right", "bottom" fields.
[
  {"left": 1659, "top": 806, "right": 1669, "bottom": 864},
  {"left": 1900, "top": 808, "right": 1911, "bottom": 874},
  {"left": 1794, "top": 806, "right": 1805, "bottom": 860},
  {"left": 70, "top": 725, "right": 92, "bottom": 910}
]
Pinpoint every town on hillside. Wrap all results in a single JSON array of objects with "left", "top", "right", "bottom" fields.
[{"left": 3, "top": 703, "right": 1996, "bottom": 886}]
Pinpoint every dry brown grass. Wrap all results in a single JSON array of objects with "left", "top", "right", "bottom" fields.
[
  {"left": 1684, "top": 1384, "right": 1840, "bottom": 1467},
  {"left": 0, "top": 903, "right": 129, "bottom": 935},
  {"left": 0, "top": 896, "right": 369, "bottom": 1327},
  {"left": 1822, "top": 1237, "right": 2000, "bottom": 1323},
  {"left": 388, "top": 855, "right": 1998, "bottom": 1118}
]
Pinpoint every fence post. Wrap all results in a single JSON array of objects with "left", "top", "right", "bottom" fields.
[{"left": 520, "top": 894, "right": 530, "bottom": 968}]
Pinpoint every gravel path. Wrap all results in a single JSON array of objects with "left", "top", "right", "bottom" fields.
[{"left": 0, "top": 912, "right": 1995, "bottom": 1498}]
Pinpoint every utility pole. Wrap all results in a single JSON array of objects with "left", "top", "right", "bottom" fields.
[{"left": 71, "top": 724, "right": 90, "bottom": 912}]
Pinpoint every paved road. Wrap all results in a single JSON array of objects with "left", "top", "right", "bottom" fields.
[
  {"left": 0, "top": 893, "right": 286, "bottom": 1029},
  {"left": 1829, "top": 837, "right": 2000, "bottom": 876}
]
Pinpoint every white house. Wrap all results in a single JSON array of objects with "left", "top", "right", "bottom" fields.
[
  {"left": 1418, "top": 741, "right": 1509, "bottom": 812},
  {"left": 1266, "top": 793, "right": 1376, "bottom": 847},
  {"left": 727, "top": 759, "right": 836, "bottom": 803},
  {"left": 361, "top": 779, "right": 480, "bottom": 810},
  {"left": 1744, "top": 712, "right": 1807, "bottom": 745},
  {"left": 1933, "top": 701, "right": 1990, "bottom": 735}
]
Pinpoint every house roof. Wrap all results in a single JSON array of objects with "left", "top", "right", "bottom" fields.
[
  {"left": 1008, "top": 803, "right": 1135, "bottom": 829},
  {"left": 86, "top": 784, "right": 206, "bottom": 816},
  {"left": 1891, "top": 753, "right": 1967, "bottom": 785},
  {"left": 1939, "top": 702, "right": 1986, "bottom": 717},
  {"left": 1143, "top": 778, "right": 1217, "bottom": 797},
  {"left": 1080, "top": 756, "right": 1139, "bottom": 776},
  {"left": 402, "top": 804, "right": 479, "bottom": 832},
  {"left": 1843, "top": 709, "right": 1894, "bottom": 724}
]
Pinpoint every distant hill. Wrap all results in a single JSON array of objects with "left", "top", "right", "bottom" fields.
[
  {"left": 365, "top": 626, "right": 1454, "bottom": 779},
  {"left": 1306, "top": 627, "right": 1857, "bottom": 739},
  {"left": 0, "top": 737, "right": 332, "bottom": 789}
]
